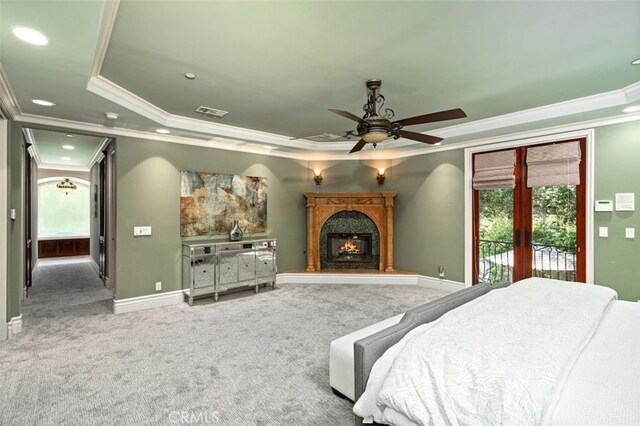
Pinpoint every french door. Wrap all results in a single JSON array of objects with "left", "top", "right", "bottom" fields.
[{"left": 473, "top": 139, "right": 586, "bottom": 284}]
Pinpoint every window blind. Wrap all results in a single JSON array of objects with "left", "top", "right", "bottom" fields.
[
  {"left": 527, "top": 141, "right": 580, "bottom": 187},
  {"left": 473, "top": 149, "right": 516, "bottom": 190}
]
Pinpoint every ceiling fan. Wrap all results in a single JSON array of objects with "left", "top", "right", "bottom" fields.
[{"left": 329, "top": 79, "right": 467, "bottom": 153}]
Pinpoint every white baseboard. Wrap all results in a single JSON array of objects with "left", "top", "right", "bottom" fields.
[
  {"left": 89, "top": 257, "right": 100, "bottom": 276},
  {"left": 113, "top": 290, "right": 186, "bottom": 314},
  {"left": 276, "top": 272, "right": 464, "bottom": 292},
  {"left": 276, "top": 272, "right": 419, "bottom": 286},
  {"left": 417, "top": 275, "right": 466, "bottom": 292},
  {"left": 8, "top": 314, "right": 23, "bottom": 338}
]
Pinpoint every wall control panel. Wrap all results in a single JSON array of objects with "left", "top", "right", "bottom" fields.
[{"left": 134, "top": 226, "right": 152, "bottom": 236}]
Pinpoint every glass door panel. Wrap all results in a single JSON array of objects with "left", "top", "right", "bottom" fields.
[
  {"left": 531, "top": 185, "right": 578, "bottom": 281},
  {"left": 477, "top": 188, "right": 514, "bottom": 283}
]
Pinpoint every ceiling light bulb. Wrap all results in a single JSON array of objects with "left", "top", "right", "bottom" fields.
[
  {"left": 185, "top": 72, "right": 196, "bottom": 80},
  {"left": 631, "top": 58, "right": 640, "bottom": 66},
  {"left": 62, "top": 145, "right": 75, "bottom": 150},
  {"left": 361, "top": 131, "right": 388, "bottom": 144},
  {"left": 313, "top": 169, "right": 322, "bottom": 176},
  {"left": 156, "top": 128, "right": 170, "bottom": 134},
  {"left": 31, "top": 99, "right": 55, "bottom": 106},
  {"left": 377, "top": 168, "right": 386, "bottom": 174},
  {"left": 12, "top": 27, "right": 48, "bottom": 46},
  {"left": 623, "top": 105, "right": 640, "bottom": 113},
  {"left": 105, "top": 112, "right": 119, "bottom": 120}
]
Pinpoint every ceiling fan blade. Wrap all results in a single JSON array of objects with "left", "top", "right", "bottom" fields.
[
  {"left": 393, "top": 108, "right": 467, "bottom": 127},
  {"left": 329, "top": 109, "right": 365, "bottom": 123},
  {"left": 349, "top": 139, "right": 367, "bottom": 154},
  {"left": 398, "top": 130, "right": 443, "bottom": 145}
]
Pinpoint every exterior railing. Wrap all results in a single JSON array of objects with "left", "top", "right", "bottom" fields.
[{"left": 478, "top": 239, "right": 577, "bottom": 283}]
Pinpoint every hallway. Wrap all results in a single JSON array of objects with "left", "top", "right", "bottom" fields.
[{"left": 23, "top": 256, "right": 113, "bottom": 331}]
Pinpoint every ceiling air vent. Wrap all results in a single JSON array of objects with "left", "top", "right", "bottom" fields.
[{"left": 195, "top": 106, "right": 229, "bottom": 118}]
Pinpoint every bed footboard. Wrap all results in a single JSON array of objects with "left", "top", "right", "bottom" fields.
[{"left": 353, "top": 281, "right": 510, "bottom": 413}]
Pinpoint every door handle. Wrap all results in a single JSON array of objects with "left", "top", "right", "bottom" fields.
[
  {"left": 514, "top": 229, "right": 520, "bottom": 247},
  {"left": 525, "top": 230, "right": 531, "bottom": 248}
]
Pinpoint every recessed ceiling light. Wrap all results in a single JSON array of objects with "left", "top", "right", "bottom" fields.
[
  {"left": 156, "top": 128, "right": 170, "bottom": 134},
  {"left": 623, "top": 105, "right": 640, "bottom": 113},
  {"left": 185, "top": 72, "right": 196, "bottom": 80},
  {"left": 12, "top": 27, "right": 48, "bottom": 46},
  {"left": 105, "top": 112, "right": 119, "bottom": 120},
  {"left": 61, "top": 157, "right": 71, "bottom": 161},
  {"left": 631, "top": 58, "right": 640, "bottom": 65},
  {"left": 62, "top": 145, "right": 75, "bottom": 150},
  {"left": 31, "top": 99, "right": 55, "bottom": 106}
]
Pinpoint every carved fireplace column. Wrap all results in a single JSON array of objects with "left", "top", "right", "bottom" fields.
[
  {"left": 306, "top": 197, "right": 316, "bottom": 272},
  {"left": 384, "top": 194, "right": 395, "bottom": 272}
]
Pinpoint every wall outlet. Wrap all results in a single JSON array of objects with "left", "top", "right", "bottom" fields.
[
  {"left": 155, "top": 281, "right": 162, "bottom": 291},
  {"left": 438, "top": 266, "right": 445, "bottom": 278},
  {"left": 625, "top": 228, "right": 635, "bottom": 239},
  {"left": 598, "top": 227, "right": 608, "bottom": 238}
]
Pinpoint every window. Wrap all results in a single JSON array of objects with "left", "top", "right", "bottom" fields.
[{"left": 38, "top": 178, "right": 90, "bottom": 237}]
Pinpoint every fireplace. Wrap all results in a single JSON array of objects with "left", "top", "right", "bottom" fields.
[
  {"left": 327, "top": 233, "right": 373, "bottom": 263},
  {"left": 304, "top": 192, "right": 396, "bottom": 272}
]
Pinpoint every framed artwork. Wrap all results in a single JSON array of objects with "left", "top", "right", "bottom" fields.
[{"left": 180, "top": 171, "right": 267, "bottom": 237}]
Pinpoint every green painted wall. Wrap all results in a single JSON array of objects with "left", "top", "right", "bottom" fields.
[
  {"left": 391, "top": 150, "right": 466, "bottom": 281},
  {"left": 594, "top": 120, "right": 640, "bottom": 301},
  {"left": 113, "top": 138, "right": 385, "bottom": 299},
  {"left": 6, "top": 118, "right": 640, "bottom": 319}
]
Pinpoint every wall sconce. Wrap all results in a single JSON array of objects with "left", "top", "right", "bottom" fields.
[
  {"left": 376, "top": 168, "right": 386, "bottom": 186},
  {"left": 313, "top": 169, "right": 323, "bottom": 187}
]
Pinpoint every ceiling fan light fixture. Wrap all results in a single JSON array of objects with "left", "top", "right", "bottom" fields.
[{"left": 361, "top": 130, "right": 388, "bottom": 144}]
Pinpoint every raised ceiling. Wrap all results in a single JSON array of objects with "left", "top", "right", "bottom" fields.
[{"left": 1, "top": 0, "right": 639, "bottom": 162}]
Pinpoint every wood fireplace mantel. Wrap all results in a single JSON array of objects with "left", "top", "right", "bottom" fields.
[{"left": 304, "top": 192, "right": 397, "bottom": 272}]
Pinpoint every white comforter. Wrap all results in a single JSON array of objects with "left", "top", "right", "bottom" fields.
[{"left": 354, "top": 278, "right": 617, "bottom": 425}]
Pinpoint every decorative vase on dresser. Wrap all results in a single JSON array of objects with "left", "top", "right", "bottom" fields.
[{"left": 229, "top": 219, "right": 243, "bottom": 241}]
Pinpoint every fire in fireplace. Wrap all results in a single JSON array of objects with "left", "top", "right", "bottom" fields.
[{"left": 327, "top": 233, "right": 372, "bottom": 263}]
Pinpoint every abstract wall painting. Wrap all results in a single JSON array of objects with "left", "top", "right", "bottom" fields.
[{"left": 180, "top": 171, "right": 267, "bottom": 237}]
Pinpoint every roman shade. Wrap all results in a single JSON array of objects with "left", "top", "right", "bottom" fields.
[
  {"left": 473, "top": 149, "right": 516, "bottom": 190},
  {"left": 527, "top": 141, "right": 580, "bottom": 187}
]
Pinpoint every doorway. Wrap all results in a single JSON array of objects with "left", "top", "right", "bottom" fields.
[{"left": 465, "top": 134, "right": 593, "bottom": 285}]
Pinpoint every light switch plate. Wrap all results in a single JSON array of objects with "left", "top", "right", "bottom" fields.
[
  {"left": 134, "top": 226, "right": 152, "bottom": 236},
  {"left": 625, "top": 228, "right": 635, "bottom": 239},
  {"left": 599, "top": 227, "right": 608, "bottom": 238}
]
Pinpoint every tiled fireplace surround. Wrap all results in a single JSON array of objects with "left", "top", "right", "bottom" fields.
[{"left": 304, "top": 192, "right": 397, "bottom": 272}]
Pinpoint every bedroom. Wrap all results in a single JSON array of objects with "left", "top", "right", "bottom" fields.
[{"left": 1, "top": 1, "right": 640, "bottom": 424}]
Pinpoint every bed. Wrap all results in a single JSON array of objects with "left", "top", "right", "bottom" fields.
[{"left": 352, "top": 277, "right": 640, "bottom": 425}]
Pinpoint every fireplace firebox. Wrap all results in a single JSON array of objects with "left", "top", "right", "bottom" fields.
[{"left": 327, "top": 233, "right": 372, "bottom": 263}]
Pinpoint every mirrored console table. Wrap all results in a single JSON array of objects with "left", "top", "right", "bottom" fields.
[{"left": 182, "top": 239, "right": 277, "bottom": 305}]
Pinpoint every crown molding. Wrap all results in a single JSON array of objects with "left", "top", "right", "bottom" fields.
[
  {"left": 23, "top": 128, "right": 44, "bottom": 165},
  {"left": 90, "top": 0, "right": 121, "bottom": 79},
  {"left": 0, "top": 62, "right": 21, "bottom": 119},
  {"left": 87, "top": 137, "right": 112, "bottom": 169},
  {"left": 13, "top": 107, "right": 640, "bottom": 163}
]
